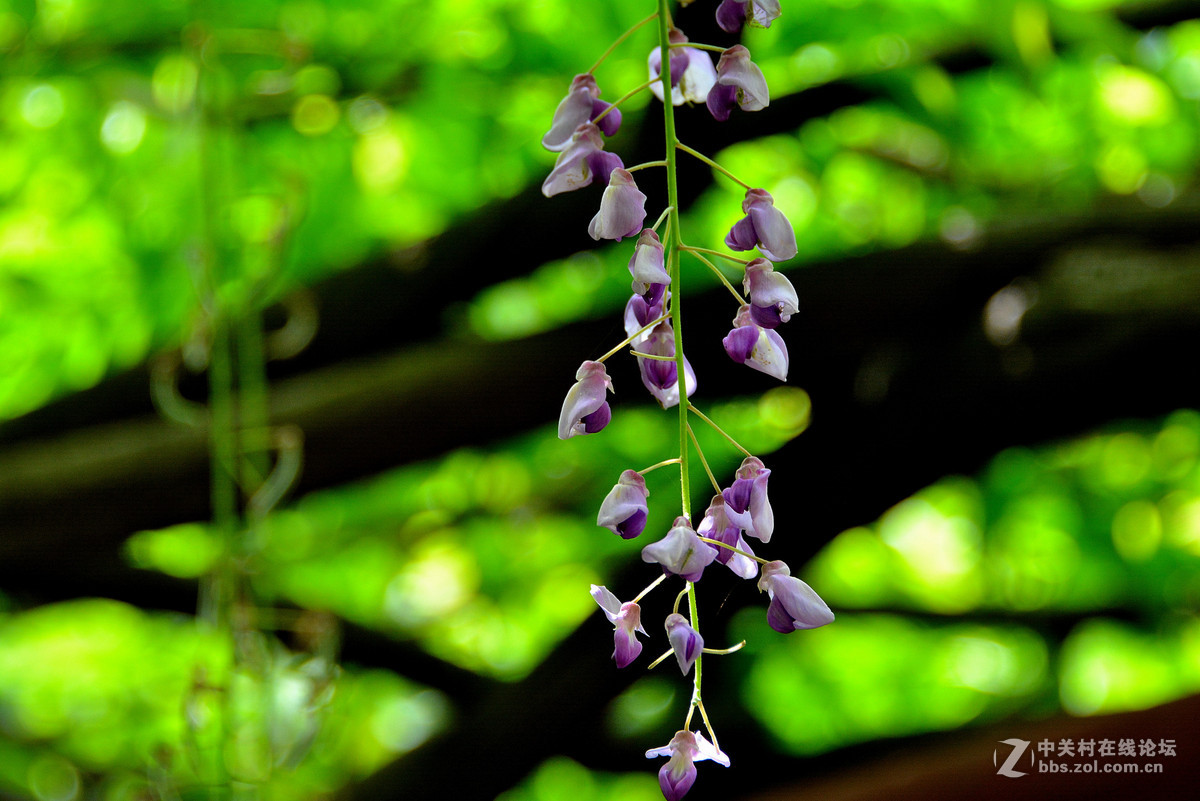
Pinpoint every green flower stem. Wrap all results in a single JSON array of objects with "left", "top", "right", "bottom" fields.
[
  {"left": 676, "top": 141, "right": 752, "bottom": 189},
  {"left": 686, "top": 578, "right": 702, "bottom": 725},
  {"left": 688, "top": 404, "right": 753, "bottom": 457},
  {"left": 630, "top": 350, "right": 676, "bottom": 361},
  {"left": 648, "top": 648, "right": 674, "bottom": 670},
  {"left": 696, "top": 698, "right": 720, "bottom": 751},
  {"left": 681, "top": 244, "right": 751, "bottom": 265},
  {"left": 697, "top": 536, "right": 771, "bottom": 565},
  {"left": 669, "top": 42, "right": 727, "bottom": 54},
  {"left": 595, "top": 313, "right": 669, "bottom": 363},
  {"left": 638, "top": 456, "right": 682, "bottom": 475},
  {"left": 588, "top": 11, "right": 659, "bottom": 74},
  {"left": 633, "top": 572, "right": 670, "bottom": 603},
  {"left": 683, "top": 249, "right": 748, "bottom": 306},
  {"left": 702, "top": 641, "right": 747, "bottom": 656},
  {"left": 658, "top": 0, "right": 690, "bottom": 524},
  {"left": 592, "top": 76, "right": 662, "bottom": 126},
  {"left": 627, "top": 160, "right": 668, "bottom": 173},
  {"left": 651, "top": 205, "right": 675, "bottom": 231},
  {"left": 686, "top": 423, "right": 722, "bottom": 495}
]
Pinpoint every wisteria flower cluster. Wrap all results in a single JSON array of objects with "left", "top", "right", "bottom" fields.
[{"left": 545, "top": 2, "right": 832, "bottom": 799}]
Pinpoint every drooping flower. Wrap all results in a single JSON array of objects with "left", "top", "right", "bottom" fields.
[
  {"left": 706, "top": 45, "right": 770, "bottom": 122},
  {"left": 646, "top": 730, "right": 730, "bottom": 801},
  {"left": 664, "top": 613, "right": 704, "bottom": 675},
  {"left": 757, "top": 561, "right": 835, "bottom": 633},
  {"left": 697, "top": 494, "right": 759, "bottom": 579},
  {"left": 591, "top": 585, "right": 648, "bottom": 667},
  {"left": 542, "top": 123, "right": 624, "bottom": 197},
  {"left": 588, "top": 168, "right": 647, "bottom": 241},
  {"left": 742, "top": 258, "right": 798, "bottom": 329},
  {"left": 642, "top": 516, "right": 717, "bottom": 582},
  {"left": 725, "top": 188, "right": 798, "bottom": 262},
  {"left": 542, "top": 74, "right": 622, "bottom": 152},
  {"left": 557, "top": 360, "right": 614, "bottom": 439},
  {"left": 722, "top": 304, "right": 789, "bottom": 381},
  {"left": 597, "top": 469, "right": 650, "bottom": 539},
  {"left": 715, "top": 0, "right": 782, "bottom": 35},
  {"left": 649, "top": 29, "right": 717, "bottom": 106},
  {"left": 635, "top": 320, "right": 697, "bottom": 409},
  {"left": 721, "top": 456, "right": 774, "bottom": 542},
  {"left": 628, "top": 229, "right": 671, "bottom": 295},
  {"left": 625, "top": 288, "right": 669, "bottom": 340}
]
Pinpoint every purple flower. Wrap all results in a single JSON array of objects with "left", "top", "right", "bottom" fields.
[
  {"left": 642, "top": 516, "right": 717, "bottom": 582},
  {"left": 628, "top": 229, "right": 671, "bottom": 295},
  {"left": 542, "top": 123, "right": 625, "bottom": 197},
  {"left": 557, "top": 360, "right": 614, "bottom": 440},
  {"left": 742, "top": 258, "right": 798, "bottom": 329},
  {"left": 588, "top": 168, "right": 647, "bottom": 241},
  {"left": 723, "top": 304, "right": 789, "bottom": 381},
  {"left": 725, "top": 188, "right": 798, "bottom": 262},
  {"left": 758, "top": 560, "right": 834, "bottom": 633},
  {"left": 649, "top": 29, "right": 717, "bottom": 106},
  {"left": 722, "top": 456, "right": 774, "bottom": 543},
  {"left": 664, "top": 613, "right": 704, "bottom": 675},
  {"left": 715, "top": 0, "right": 781, "bottom": 34},
  {"left": 697, "top": 494, "right": 759, "bottom": 579},
  {"left": 597, "top": 469, "right": 650, "bottom": 539},
  {"left": 625, "top": 288, "right": 669, "bottom": 340},
  {"left": 542, "top": 74, "right": 622, "bottom": 152},
  {"left": 591, "top": 585, "right": 647, "bottom": 667},
  {"left": 706, "top": 45, "right": 770, "bottom": 122},
  {"left": 635, "top": 320, "right": 697, "bottom": 409},
  {"left": 646, "top": 730, "right": 730, "bottom": 801}
]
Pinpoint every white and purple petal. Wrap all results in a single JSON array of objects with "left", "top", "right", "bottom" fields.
[
  {"left": 558, "top": 360, "right": 614, "bottom": 439},
  {"left": 588, "top": 168, "right": 647, "bottom": 241},
  {"left": 665, "top": 613, "right": 704, "bottom": 675},
  {"left": 597, "top": 469, "right": 650, "bottom": 539}
]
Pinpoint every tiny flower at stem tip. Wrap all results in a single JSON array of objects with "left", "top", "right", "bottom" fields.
[{"left": 646, "top": 730, "right": 730, "bottom": 801}]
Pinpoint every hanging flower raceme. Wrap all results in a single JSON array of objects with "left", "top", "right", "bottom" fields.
[
  {"left": 649, "top": 28, "right": 717, "bottom": 106},
  {"left": 589, "top": 168, "right": 648, "bottom": 241},
  {"left": 722, "top": 456, "right": 774, "bottom": 543},
  {"left": 628, "top": 229, "right": 672, "bottom": 295},
  {"left": 715, "top": 0, "right": 782, "bottom": 34},
  {"left": 597, "top": 469, "right": 651, "bottom": 539},
  {"left": 635, "top": 320, "right": 697, "bottom": 409},
  {"left": 642, "top": 516, "right": 717, "bottom": 582},
  {"left": 706, "top": 45, "right": 770, "bottom": 122},
  {"left": 542, "top": 73, "right": 622, "bottom": 152},
  {"left": 757, "top": 560, "right": 835, "bottom": 632},
  {"left": 697, "top": 494, "right": 759, "bottom": 579},
  {"left": 723, "top": 304, "right": 789, "bottom": 381},
  {"left": 664, "top": 613, "right": 704, "bottom": 675},
  {"left": 646, "top": 730, "right": 730, "bottom": 801},
  {"left": 725, "top": 187, "right": 798, "bottom": 262},
  {"left": 591, "top": 585, "right": 648, "bottom": 667},
  {"left": 542, "top": 123, "right": 625, "bottom": 197},
  {"left": 742, "top": 258, "right": 798, "bottom": 329},
  {"left": 558, "top": 360, "right": 614, "bottom": 439}
]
